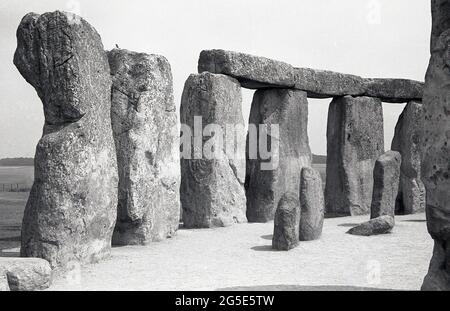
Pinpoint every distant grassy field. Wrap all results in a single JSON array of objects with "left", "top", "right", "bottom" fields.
[{"left": 0, "top": 166, "right": 34, "bottom": 189}]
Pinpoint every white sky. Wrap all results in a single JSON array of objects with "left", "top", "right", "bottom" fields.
[{"left": 0, "top": 0, "right": 431, "bottom": 158}]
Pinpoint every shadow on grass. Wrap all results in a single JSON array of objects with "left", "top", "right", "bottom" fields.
[
  {"left": 251, "top": 245, "right": 275, "bottom": 252},
  {"left": 260, "top": 234, "right": 272, "bottom": 240},
  {"left": 338, "top": 223, "right": 360, "bottom": 227},
  {"left": 401, "top": 219, "right": 426, "bottom": 223},
  {"left": 216, "top": 284, "right": 396, "bottom": 291}
]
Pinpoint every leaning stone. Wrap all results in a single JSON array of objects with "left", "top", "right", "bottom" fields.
[
  {"left": 294, "top": 67, "right": 364, "bottom": 98},
  {"left": 180, "top": 72, "right": 247, "bottom": 228},
  {"left": 14, "top": 11, "right": 118, "bottom": 270},
  {"left": 299, "top": 167, "right": 324, "bottom": 241},
  {"left": 325, "top": 96, "right": 384, "bottom": 216},
  {"left": 0, "top": 258, "right": 52, "bottom": 291},
  {"left": 421, "top": 0, "right": 450, "bottom": 291},
  {"left": 198, "top": 49, "right": 295, "bottom": 89},
  {"left": 370, "top": 151, "right": 401, "bottom": 219},
  {"left": 272, "top": 193, "right": 300, "bottom": 251},
  {"left": 108, "top": 49, "right": 180, "bottom": 245},
  {"left": 362, "top": 78, "right": 424, "bottom": 103},
  {"left": 246, "top": 89, "right": 311, "bottom": 222},
  {"left": 347, "top": 215, "right": 395, "bottom": 236},
  {"left": 391, "top": 101, "right": 426, "bottom": 214}
]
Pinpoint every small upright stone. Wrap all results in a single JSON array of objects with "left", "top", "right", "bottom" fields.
[
  {"left": 180, "top": 72, "right": 247, "bottom": 228},
  {"left": 14, "top": 11, "right": 118, "bottom": 270},
  {"left": 0, "top": 258, "right": 52, "bottom": 291},
  {"left": 272, "top": 193, "right": 300, "bottom": 251},
  {"left": 246, "top": 89, "right": 311, "bottom": 222},
  {"left": 370, "top": 151, "right": 401, "bottom": 219},
  {"left": 108, "top": 49, "right": 180, "bottom": 245},
  {"left": 347, "top": 215, "right": 395, "bottom": 236},
  {"left": 299, "top": 167, "right": 324, "bottom": 241},
  {"left": 391, "top": 101, "right": 426, "bottom": 214},
  {"left": 325, "top": 96, "right": 384, "bottom": 216},
  {"left": 198, "top": 49, "right": 295, "bottom": 89}
]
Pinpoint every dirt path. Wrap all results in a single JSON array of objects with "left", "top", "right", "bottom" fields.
[{"left": 43, "top": 213, "right": 431, "bottom": 291}]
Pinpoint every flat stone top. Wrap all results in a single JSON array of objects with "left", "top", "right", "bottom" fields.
[{"left": 198, "top": 49, "right": 424, "bottom": 102}]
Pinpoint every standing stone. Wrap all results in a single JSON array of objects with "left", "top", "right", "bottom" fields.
[
  {"left": 421, "top": 0, "right": 450, "bottom": 291},
  {"left": 325, "top": 96, "right": 384, "bottom": 216},
  {"left": 299, "top": 167, "right": 324, "bottom": 241},
  {"left": 198, "top": 49, "right": 295, "bottom": 89},
  {"left": 272, "top": 193, "right": 300, "bottom": 251},
  {"left": 13, "top": 11, "right": 118, "bottom": 270},
  {"left": 180, "top": 72, "right": 247, "bottom": 228},
  {"left": 391, "top": 101, "right": 426, "bottom": 214},
  {"left": 347, "top": 215, "right": 395, "bottom": 236},
  {"left": 370, "top": 151, "right": 401, "bottom": 219},
  {"left": 108, "top": 49, "right": 180, "bottom": 245},
  {"left": 246, "top": 89, "right": 311, "bottom": 222}
]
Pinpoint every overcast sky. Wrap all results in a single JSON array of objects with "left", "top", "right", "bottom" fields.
[{"left": 0, "top": 0, "right": 431, "bottom": 158}]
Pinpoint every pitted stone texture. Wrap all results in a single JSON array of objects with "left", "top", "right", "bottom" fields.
[
  {"left": 272, "top": 193, "right": 300, "bottom": 251},
  {"left": 299, "top": 167, "right": 324, "bottom": 241},
  {"left": 180, "top": 72, "right": 247, "bottom": 228},
  {"left": 14, "top": 11, "right": 118, "bottom": 270},
  {"left": 325, "top": 96, "right": 384, "bottom": 216},
  {"left": 391, "top": 101, "right": 426, "bottom": 214},
  {"left": 370, "top": 151, "right": 401, "bottom": 219},
  {"left": 246, "top": 89, "right": 311, "bottom": 223},
  {"left": 108, "top": 49, "right": 180, "bottom": 245},
  {"left": 198, "top": 49, "right": 294, "bottom": 89},
  {"left": 347, "top": 215, "right": 395, "bottom": 236},
  {"left": 0, "top": 258, "right": 51, "bottom": 291},
  {"left": 363, "top": 78, "right": 424, "bottom": 103},
  {"left": 421, "top": 0, "right": 450, "bottom": 291},
  {"left": 294, "top": 68, "right": 364, "bottom": 98}
]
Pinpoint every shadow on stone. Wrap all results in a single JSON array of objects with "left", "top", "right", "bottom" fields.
[
  {"left": 216, "top": 284, "right": 396, "bottom": 291},
  {"left": 401, "top": 219, "right": 426, "bottom": 223},
  {"left": 338, "top": 223, "right": 360, "bottom": 227}
]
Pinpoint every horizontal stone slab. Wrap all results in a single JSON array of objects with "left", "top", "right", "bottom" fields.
[
  {"left": 198, "top": 49, "right": 295, "bottom": 89},
  {"left": 362, "top": 78, "right": 424, "bottom": 103},
  {"left": 294, "top": 67, "right": 365, "bottom": 98},
  {"left": 198, "top": 49, "right": 424, "bottom": 102}
]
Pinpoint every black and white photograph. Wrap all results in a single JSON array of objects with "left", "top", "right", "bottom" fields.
[{"left": 0, "top": 0, "right": 449, "bottom": 299}]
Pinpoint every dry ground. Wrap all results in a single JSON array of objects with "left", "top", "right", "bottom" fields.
[{"left": 34, "top": 213, "right": 431, "bottom": 291}]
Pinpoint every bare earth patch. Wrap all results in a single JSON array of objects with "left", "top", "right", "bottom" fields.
[{"left": 44, "top": 213, "right": 431, "bottom": 291}]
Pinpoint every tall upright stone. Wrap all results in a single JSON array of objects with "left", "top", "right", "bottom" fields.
[
  {"left": 13, "top": 11, "right": 118, "bottom": 270},
  {"left": 180, "top": 72, "right": 247, "bottom": 228},
  {"left": 108, "top": 49, "right": 180, "bottom": 245},
  {"left": 325, "top": 96, "right": 384, "bottom": 216},
  {"left": 299, "top": 167, "right": 324, "bottom": 241},
  {"left": 370, "top": 151, "right": 401, "bottom": 219},
  {"left": 391, "top": 101, "right": 426, "bottom": 214},
  {"left": 246, "top": 89, "right": 311, "bottom": 222},
  {"left": 421, "top": 0, "right": 450, "bottom": 291}
]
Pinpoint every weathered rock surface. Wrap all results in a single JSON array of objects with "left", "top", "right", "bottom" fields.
[
  {"left": 370, "top": 151, "right": 401, "bottom": 219},
  {"left": 347, "top": 215, "right": 395, "bottom": 236},
  {"left": 299, "top": 167, "right": 324, "bottom": 241},
  {"left": 325, "top": 96, "right": 384, "bottom": 216},
  {"left": 198, "top": 49, "right": 295, "bottom": 89},
  {"left": 108, "top": 49, "right": 180, "bottom": 245},
  {"left": 0, "top": 272, "right": 9, "bottom": 291},
  {"left": 363, "top": 78, "right": 424, "bottom": 103},
  {"left": 14, "top": 11, "right": 118, "bottom": 270},
  {"left": 0, "top": 258, "right": 52, "bottom": 291},
  {"left": 391, "top": 101, "right": 426, "bottom": 214},
  {"left": 421, "top": 0, "right": 450, "bottom": 291},
  {"left": 272, "top": 193, "right": 300, "bottom": 251},
  {"left": 180, "top": 72, "right": 247, "bottom": 228},
  {"left": 294, "top": 67, "right": 365, "bottom": 98},
  {"left": 246, "top": 89, "right": 311, "bottom": 222}
]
